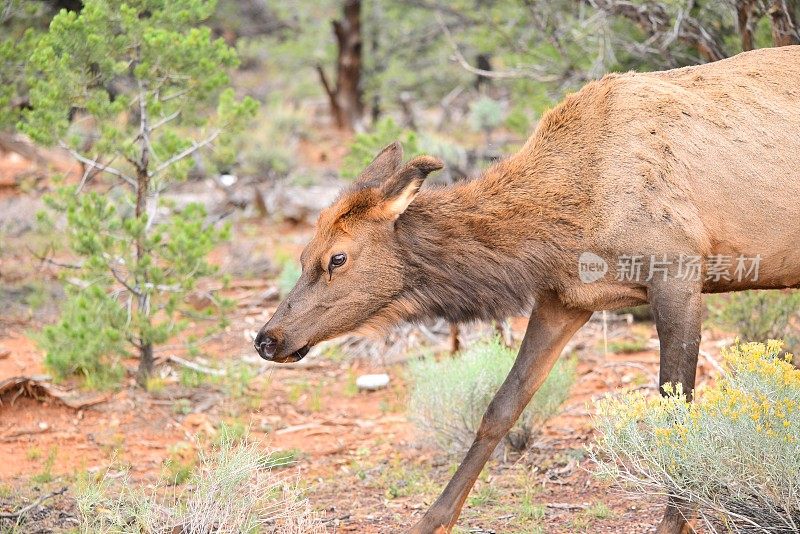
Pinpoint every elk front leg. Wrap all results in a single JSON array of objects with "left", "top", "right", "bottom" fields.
[
  {"left": 409, "top": 296, "right": 591, "bottom": 533},
  {"left": 650, "top": 281, "right": 702, "bottom": 534}
]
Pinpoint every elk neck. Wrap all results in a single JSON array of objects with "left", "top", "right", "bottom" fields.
[{"left": 392, "top": 151, "right": 589, "bottom": 324}]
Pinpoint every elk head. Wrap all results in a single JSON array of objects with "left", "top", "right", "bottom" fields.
[{"left": 254, "top": 142, "right": 443, "bottom": 362}]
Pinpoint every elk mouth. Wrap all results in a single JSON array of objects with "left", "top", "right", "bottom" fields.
[
  {"left": 254, "top": 332, "right": 313, "bottom": 363},
  {"left": 279, "top": 344, "right": 311, "bottom": 363}
]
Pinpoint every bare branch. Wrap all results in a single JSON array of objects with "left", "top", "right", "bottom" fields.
[
  {"left": 75, "top": 153, "right": 120, "bottom": 194},
  {"left": 59, "top": 142, "right": 136, "bottom": 187},
  {"left": 28, "top": 246, "right": 82, "bottom": 270},
  {"left": 160, "top": 87, "right": 191, "bottom": 102},
  {"left": 699, "top": 348, "right": 727, "bottom": 377},
  {"left": 150, "top": 129, "right": 221, "bottom": 177},
  {"left": 150, "top": 110, "right": 181, "bottom": 132},
  {"left": 102, "top": 256, "right": 140, "bottom": 297},
  {"left": 315, "top": 64, "right": 337, "bottom": 99},
  {"left": 435, "top": 13, "right": 559, "bottom": 82},
  {"left": 588, "top": 0, "right": 727, "bottom": 63}
]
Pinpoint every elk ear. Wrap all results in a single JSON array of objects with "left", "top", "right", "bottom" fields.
[
  {"left": 356, "top": 141, "right": 404, "bottom": 186},
  {"left": 379, "top": 155, "right": 443, "bottom": 219}
]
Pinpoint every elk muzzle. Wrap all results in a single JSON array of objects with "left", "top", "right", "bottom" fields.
[{"left": 253, "top": 327, "right": 311, "bottom": 363}]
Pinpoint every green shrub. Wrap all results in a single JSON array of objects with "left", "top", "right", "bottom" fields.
[
  {"left": 274, "top": 250, "right": 302, "bottom": 299},
  {"left": 408, "top": 336, "right": 577, "bottom": 453},
  {"left": 591, "top": 341, "right": 800, "bottom": 532},
  {"left": 707, "top": 290, "right": 800, "bottom": 351},
  {"left": 606, "top": 337, "right": 648, "bottom": 355},
  {"left": 341, "top": 117, "right": 422, "bottom": 179},
  {"left": 467, "top": 96, "right": 505, "bottom": 137},
  {"left": 39, "top": 286, "right": 126, "bottom": 389},
  {"left": 77, "top": 437, "right": 324, "bottom": 533},
  {"left": 235, "top": 100, "right": 305, "bottom": 178}
]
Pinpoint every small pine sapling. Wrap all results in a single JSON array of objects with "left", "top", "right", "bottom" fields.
[{"left": 22, "top": 0, "right": 258, "bottom": 386}]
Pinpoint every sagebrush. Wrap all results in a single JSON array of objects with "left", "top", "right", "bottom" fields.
[
  {"left": 591, "top": 341, "right": 800, "bottom": 533},
  {"left": 77, "top": 436, "right": 325, "bottom": 534},
  {"left": 408, "top": 336, "right": 576, "bottom": 453},
  {"left": 340, "top": 117, "right": 422, "bottom": 179}
]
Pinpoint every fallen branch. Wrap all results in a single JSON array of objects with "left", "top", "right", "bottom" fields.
[
  {"left": 275, "top": 422, "right": 322, "bottom": 435},
  {"left": 0, "top": 376, "right": 110, "bottom": 410},
  {"left": 320, "top": 513, "right": 351, "bottom": 525},
  {"left": 166, "top": 355, "right": 226, "bottom": 377},
  {"left": 0, "top": 487, "right": 68, "bottom": 520},
  {"left": 546, "top": 502, "right": 589, "bottom": 511},
  {"left": 1, "top": 426, "right": 50, "bottom": 441}
]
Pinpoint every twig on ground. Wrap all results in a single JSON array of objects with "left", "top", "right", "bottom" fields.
[
  {"left": 0, "top": 487, "right": 67, "bottom": 520},
  {"left": 546, "top": 502, "right": 589, "bottom": 511},
  {"left": 166, "top": 355, "right": 226, "bottom": 377},
  {"left": 320, "top": 514, "right": 351, "bottom": 524},
  {"left": 275, "top": 423, "right": 322, "bottom": 435},
  {"left": 600, "top": 361, "right": 659, "bottom": 387}
]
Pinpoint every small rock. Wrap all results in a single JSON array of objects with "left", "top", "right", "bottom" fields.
[
  {"left": 219, "top": 174, "right": 237, "bottom": 187},
  {"left": 356, "top": 373, "right": 390, "bottom": 391},
  {"left": 38, "top": 421, "right": 49, "bottom": 431},
  {"left": 0, "top": 347, "right": 10, "bottom": 359}
]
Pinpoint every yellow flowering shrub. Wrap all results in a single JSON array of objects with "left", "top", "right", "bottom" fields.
[{"left": 591, "top": 341, "right": 800, "bottom": 532}]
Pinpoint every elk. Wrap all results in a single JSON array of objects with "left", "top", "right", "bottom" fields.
[{"left": 255, "top": 46, "right": 800, "bottom": 533}]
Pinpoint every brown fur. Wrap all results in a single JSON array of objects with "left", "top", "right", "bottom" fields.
[{"left": 256, "top": 46, "right": 800, "bottom": 532}]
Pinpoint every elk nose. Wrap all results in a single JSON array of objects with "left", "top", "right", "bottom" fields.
[{"left": 254, "top": 330, "right": 279, "bottom": 360}]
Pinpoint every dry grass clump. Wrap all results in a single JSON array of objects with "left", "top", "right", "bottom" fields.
[
  {"left": 76, "top": 435, "right": 325, "bottom": 533},
  {"left": 591, "top": 340, "right": 800, "bottom": 533}
]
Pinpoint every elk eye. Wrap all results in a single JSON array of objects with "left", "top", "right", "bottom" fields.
[{"left": 329, "top": 253, "right": 347, "bottom": 270}]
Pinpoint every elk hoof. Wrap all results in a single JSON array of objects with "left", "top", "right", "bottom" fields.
[
  {"left": 655, "top": 514, "right": 695, "bottom": 534},
  {"left": 408, "top": 515, "right": 451, "bottom": 534},
  {"left": 408, "top": 526, "right": 448, "bottom": 534}
]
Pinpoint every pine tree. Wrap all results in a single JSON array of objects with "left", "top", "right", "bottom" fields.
[{"left": 21, "top": 0, "right": 257, "bottom": 387}]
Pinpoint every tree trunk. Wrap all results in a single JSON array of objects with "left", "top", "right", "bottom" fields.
[
  {"left": 137, "top": 342, "right": 154, "bottom": 387},
  {"left": 474, "top": 54, "right": 492, "bottom": 90},
  {"left": 736, "top": 0, "right": 760, "bottom": 51},
  {"left": 316, "top": 0, "right": 364, "bottom": 131},
  {"left": 368, "top": 0, "right": 382, "bottom": 123},
  {"left": 134, "top": 165, "right": 152, "bottom": 384},
  {"left": 133, "top": 77, "right": 152, "bottom": 383},
  {"left": 768, "top": 0, "right": 800, "bottom": 46}
]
